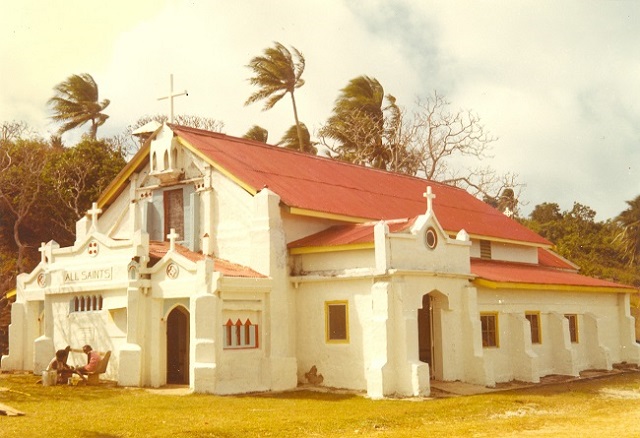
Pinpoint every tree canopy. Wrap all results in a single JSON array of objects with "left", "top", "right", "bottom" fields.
[
  {"left": 245, "top": 42, "right": 306, "bottom": 152},
  {"left": 48, "top": 73, "right": 110, "bottom": 139}
]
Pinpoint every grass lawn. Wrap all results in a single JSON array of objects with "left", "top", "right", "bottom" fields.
[{"left": 2, "top": 371, "right": 640, "bottom": 437}]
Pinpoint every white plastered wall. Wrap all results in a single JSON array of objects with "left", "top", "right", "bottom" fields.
[{"left": 476, "top": 288, "right": 636, "bottom": 382}]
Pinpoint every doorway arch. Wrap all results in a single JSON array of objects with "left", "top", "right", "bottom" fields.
[
  {"left": 417, "top": 291, "right": 447, "bottom": 380},
  {"left": 166, "top": 306, "right": 190, "bottom": 384}
]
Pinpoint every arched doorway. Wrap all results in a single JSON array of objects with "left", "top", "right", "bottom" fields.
[
  {"left": 166, "top": 306, "right": 190, "bottom": 384},
  {"left": 417, "top": 294, "right": 434, "bottom": 377}
]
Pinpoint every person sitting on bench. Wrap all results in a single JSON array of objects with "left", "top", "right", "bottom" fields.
[
  {"left": 46, "top": 346, "right": 86, "bottom": 383},
  {"left": 73, "top": 345, "right": 103, "bottom": 376}
]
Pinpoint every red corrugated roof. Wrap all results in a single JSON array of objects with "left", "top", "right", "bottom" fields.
[
  {"left": 288, "top": 219, "right": 414, "bottom": 248},
  {"left": 471, "top": 258, "right": 634, "bottom": 290},
  {"left": 148, "top": 241, "right": 265, "bottom": 278},
  {"left": 537, "top": 248, "right": 577, "bottom": 271},
  {"left": 171, "top": 125, "right": 550, "bottom": 246}
]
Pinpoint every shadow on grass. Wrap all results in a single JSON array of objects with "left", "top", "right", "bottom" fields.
[{"left": 239, "top": 389, "right": 360, "bottom": 402}]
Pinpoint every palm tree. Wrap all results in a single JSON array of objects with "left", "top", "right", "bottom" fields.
[
  {"left": 245, "top": 42, "right": 306, "bottom": 151},
  {"left": 278, "top": 123, "right": 317, "bottom": 154},
  {"left": 243, "top": 125, "right": 269, "bottom": 143},
  {"left": 48, "top": 73, "right": 110, "bottom": 139},
  {"left": 616, "top": 195, "right": 640, "bottom": 266},
  {"left": 319, "top": 75, "right": 387, "bottom": 168}
]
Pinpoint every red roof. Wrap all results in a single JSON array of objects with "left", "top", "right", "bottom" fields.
[
  {"left": 471, "top": 258, "right": 634, "bottom": 291},
  {"left": 172, "top": 125, "right": 550, "bottom": 246},
  {"left": 288, "top": 219, "right": 414, "bottom": 249},
  {"left": 148, "top": 241, "right": 265, "bottom": 278}
]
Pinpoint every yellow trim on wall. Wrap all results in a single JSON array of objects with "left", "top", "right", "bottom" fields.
[
  {"left": 288, "top": 207, "right": 371, "bottom": 223},
  {"left": 290, "top": 243, "right": 374, "bottom": 255},
  {"left": 325, "top": 300, "right": 350, "bottom": 344},
  {"left": 98, "top": 143, "right": 150, "bottom": 208},
  {"left": 473, "top": 278, "right": 632, "bottom": 294}
]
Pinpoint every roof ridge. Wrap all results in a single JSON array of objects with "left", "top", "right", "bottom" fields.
[{"left": 170, "top": 124, "right": 466, "bottom": 193}]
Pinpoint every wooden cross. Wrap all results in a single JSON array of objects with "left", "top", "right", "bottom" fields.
[
  {"left": 157, "top": 74, "right": 188, "bottom": 123},
  {"left": 39, "top": 242, "right": 47, "bottom": 264},
  {"left": 167, "top": 228, "right": 180, "bottom": 251},
  {"left": 423, "top": 186, "right": 436, "bottom": 213},
  {"left": 87, "top": 202, "right": 102, "bottom": 231}
]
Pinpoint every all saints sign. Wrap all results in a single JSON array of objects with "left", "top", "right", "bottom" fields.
[{"left": 63, "top": 267, "right": 113, "bottom": 283}]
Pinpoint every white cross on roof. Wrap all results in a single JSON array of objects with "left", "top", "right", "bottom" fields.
[
  {"left": 87, "top": 202, "right": 102, "bottom": 231},
  {"left": 39, "top": 242, "right": 47, "bottom": 264},
  {"left": 167, "top": 228, "right": 180, "bottom": 252},
  {"left": 423, "top": 186, "right": 436, "bottom": 213},
  {"left": 157, "top": 74, "right": 188, "bottom": 123}
]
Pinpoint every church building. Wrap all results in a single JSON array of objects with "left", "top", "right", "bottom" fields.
[{"left": 2, "top": 122, "right": 639, "bottom": 397}]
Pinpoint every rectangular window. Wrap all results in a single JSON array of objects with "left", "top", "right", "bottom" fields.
[
  {"left": 164, "top": 189, "right": 184, "bottom": 241},
  {"left": 223, "top": 318, "right": 259, "bottom": 349},
  {"left": 565, "top": 314, "right": 579, "bottom": 343},
  {"left": 325, "top": 301, "right": 349, "bottom": 343},
  {"left": 525, "top": 312, "right": 541, "bottom": 344},
  {"left": 480, "top": 313, "right": 499, "bottom": 348}
]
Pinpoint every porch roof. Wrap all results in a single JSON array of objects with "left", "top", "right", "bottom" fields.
[
  {"left": 471, "top": 258, "right": 635, "bottom": 293},
  {"left": 148, "top": 242, "right": 266, "bottom": 278}
]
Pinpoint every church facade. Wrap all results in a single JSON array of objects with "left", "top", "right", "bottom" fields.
[{"left": 2, "top": 123, "right": 639, "bottom": 397}]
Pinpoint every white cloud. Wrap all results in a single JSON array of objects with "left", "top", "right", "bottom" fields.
[{"left": 2, "top": 0, "right": 640, "bottom": 219}]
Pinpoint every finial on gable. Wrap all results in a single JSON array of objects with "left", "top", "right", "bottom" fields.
[
  {"left": 167, "top": 228, "right": 179, "bottom": 252},
  {"left": 423, "top": 186, "right": 436, "bottom": 214},
  {"left": 87, "top": 202, "right": 102, "bottom": 232}
]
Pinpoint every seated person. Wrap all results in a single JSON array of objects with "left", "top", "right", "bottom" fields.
[
  {"left": 46, "top": 346, "right": 85, "bottom": 383},
  {"left": 73, "top": 344, "right": 102, "bottom": 375}
]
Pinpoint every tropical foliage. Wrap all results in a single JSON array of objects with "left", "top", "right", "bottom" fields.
[
  {"left": 278, "top": 123, "right": 317, "bottom": 154},
  {"left": 245, "top": 42, "right": 306, "bottom": 152},
  {"left": 522, "top": 202, "right": 640, "bottom": 286},
  {"left": 243, "top": 125, "right": 269, "bottom": 143},
  {"left": 48, "top": 73, "right": 110, "bottom": 139}
]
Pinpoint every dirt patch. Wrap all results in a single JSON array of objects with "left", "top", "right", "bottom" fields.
[{"left": 599, "top": 388, "right": 640, "bottom": 399}]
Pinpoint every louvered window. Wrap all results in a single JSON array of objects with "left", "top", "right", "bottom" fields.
[{"left": 480, "top": 240, "right": 492, "bottom": 259}]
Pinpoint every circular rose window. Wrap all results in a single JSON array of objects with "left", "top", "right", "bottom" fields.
[{"left": 425, "top": 227, "right": 438, "bottom": 249}]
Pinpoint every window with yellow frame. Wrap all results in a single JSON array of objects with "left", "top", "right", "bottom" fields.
[
  {"left": 525, "top": 311, "right": 542, "bottom": 344},
  {"left": 480, "top": 312, "right": 499, "bottom": 348},
  {"left": 325, "top": 301, "right": 349, "bottom": 343}
]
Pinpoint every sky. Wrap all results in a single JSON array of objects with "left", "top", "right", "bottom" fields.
[{"left": 1, "top": 0, "right": 639, "bottom": 221}]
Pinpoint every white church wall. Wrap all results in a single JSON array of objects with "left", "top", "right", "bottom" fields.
[
  {"left": 469, "top": 240, "right": 538, "bottom": 263},
  {"left": 386, "top": 233, "right": 469, "bottom": 273},
  {"left": 295, "top": 279, "right": 371, "bottom": 391},
  {"left": 99, "top": 180, "right": 133, "bottom": 240},
  {"left": 295, "top": 249, "right": 375, "bottom": 274},
  {"left": 476, "top": 288, "right": 625, "bottom": 382},
  {"left": 211, "top": 171, "right": 253, "bottom": 267},
  {"left": 491, "top": 242, "right": 538, "bottom": 264},
  {"left": 281, "top": 210, "right": 344, "bottom": 244}
]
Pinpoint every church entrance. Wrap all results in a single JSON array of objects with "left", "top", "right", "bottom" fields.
[
  {"left": 166, "top": 306, "right": 190, "bottom": 384},
  {"left": 418, "top": 294, "right": 435, "bottom": 377}
]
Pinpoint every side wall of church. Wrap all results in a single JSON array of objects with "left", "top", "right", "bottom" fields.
[{"left": 476, "top": 288, "right": 627, "bottom": 382}]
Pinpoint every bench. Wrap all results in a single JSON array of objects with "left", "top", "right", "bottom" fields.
[{"left": 86, "top": 351, "right": 111, "bottom": 385}]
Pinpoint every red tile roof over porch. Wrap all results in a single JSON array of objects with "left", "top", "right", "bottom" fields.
[{"left": 172, "top": 126, "right": 550, "bottom": 246}]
